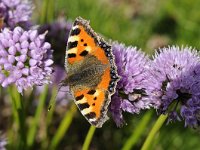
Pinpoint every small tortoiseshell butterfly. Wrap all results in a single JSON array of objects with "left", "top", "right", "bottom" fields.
[{"left": 64, "top": 17, "right": 119, "bottom": 128}]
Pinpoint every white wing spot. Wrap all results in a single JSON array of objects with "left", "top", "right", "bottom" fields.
[
  {"left": 72, "top": 25, "right": 79, "bottom": 30},
  {"left": 68, "top": 36, "right": 80, "bottom": 42},
  {"left": 85, "top": 46, "right": 92, "bottom": 52},
  {"left": 76, "top": 97, "right": 87, "bottom": 104},
  {"left": 93, "top": 90, "right": 100, "bottom": 97},
  {"left": 68, "top": 47, "right": 78, "bottom": 54},
  {"left": 89, "top": 118, "right": 97, "bottom": 122},
  {"left": 81, "top": 107, "right": 92, "bottom": 115}
]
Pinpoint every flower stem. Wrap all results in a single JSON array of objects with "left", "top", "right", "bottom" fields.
[
  {"left": 122, "top": 111, "right": 153, "bottom": 150},
  {"left": 141, "top": 114, "right": 168, "bottom": 150},
  {"left": 8, "top": 86, "right": 26, "bottom": 149},
  {"left": 41, "top": 87, "right": 57, "bottom": 149},
  {"left": 82, "top": 126, "right": 96, "bottom": 150},
  {"left": 49, "top": 103, "right": 77, "bottom": 150},
  {"left": 27, "top": 85, "right": 48, "bottom": 148},
  {"left": 47, "top": 0, "right": 55, "bottom": 22},
  {"left": 40, "top": 0, "right": 49, "bottom": 23}
]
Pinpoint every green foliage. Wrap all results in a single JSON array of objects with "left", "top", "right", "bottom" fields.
[{"left": 56, "top": 0, "right": 200, "bottom": 52}]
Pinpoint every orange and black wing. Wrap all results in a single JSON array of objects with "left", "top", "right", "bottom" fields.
[{"left": 66, "top": 17, "right": 119, "bottom": 127}]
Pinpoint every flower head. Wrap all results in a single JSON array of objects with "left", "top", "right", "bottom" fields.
[
  {"left": 0, "top": 26, "right": 53, "bottom": 93},
  {"left": 0, "top": 0, "right": 33, "bottom": 29},
  {"left": 147, "top": 46, "right": 200, "bottom": 127},
  {"left": 110, "top": 42, "right": 154, "bottom": 126}
]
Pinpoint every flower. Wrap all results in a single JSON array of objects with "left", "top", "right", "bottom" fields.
[
  {"left": 110, "top": 94, "right": 124, "bottom": 126},
  {"left": 110, "top": 42, "right": 153, "bottom": 126},
  {"left": 147, "top": 46, "right": 200, "bottom": 128},
  {"left": 0, "top": 26, "right": 53, "bottom": 93},
  {"left": 0, "top": 135, "right": 6, "bottom": 150},
  {"left": 0, "top": 0, "right": 33, "bottom": 29},
  {"left": 38, "top": 16, "right": 72, "bottom": 66}
]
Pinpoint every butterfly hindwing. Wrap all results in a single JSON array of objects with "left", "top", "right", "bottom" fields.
[
  {"left": 65, "top": 17, "right": 119, "bottom": 127},
  {"left": 72, "top": 87, "right": 110, "bottom": 127}
]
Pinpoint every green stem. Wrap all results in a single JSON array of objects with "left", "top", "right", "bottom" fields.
[
  {"left": 141, "top": 114, "right": 168, "bottom": 150},
  {"left": 46, "top": 87, "right": 57, "bottom": 126},
  {"left": 27, "top": 85, "right": 48, "bottom": 148},
  {"left": 41, "top": 87, "right": 57, "bottom": 149},
  {"left": 8, "top": 87, "right": 20, "bottom": 128},
  {"left": 39, "top": 0, "right": 49, "bottom": 24},
  {"left": 47, "top": 0, "right": 55, "bottom": 22},
  {"left": 122, "top": 111, "right": 153, "bottom": 150},
  {"left": 8, "top": 86, "right": 26, "bottom": 149},
  {"left": 82, "top": 126, "right": 96, "bottom": 150},
  {"left": 49, "top": 104, "right": 77, "bottom": 150}
]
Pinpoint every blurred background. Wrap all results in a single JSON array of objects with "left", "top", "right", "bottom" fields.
[{"left": 1, "top": 0, "right": 200, "bottom": 149}]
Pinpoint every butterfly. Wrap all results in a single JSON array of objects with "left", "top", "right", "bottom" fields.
[{"left": 64, "top": 17, "right": 119, "bottom": 128}]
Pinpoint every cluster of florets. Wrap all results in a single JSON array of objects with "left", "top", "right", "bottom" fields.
[
  {"left": 110, "top": 44, "right": 200, "bottom": 128},
  {"left": 0, "top": 0, "right": 33, "bottom": 29},
  {"left": 0, "top": 27, "right": 53, "bottom": 93}
]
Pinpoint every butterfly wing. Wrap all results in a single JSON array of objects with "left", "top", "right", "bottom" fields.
[
  {"left": 66, "top": 17, "right": 119, "bottom": 127},
  {"left": 65, "top": 17, "right": 111, "bottom": 68},
  {"left": 71, "top": 87, "right": 110, "bottom": 127}
]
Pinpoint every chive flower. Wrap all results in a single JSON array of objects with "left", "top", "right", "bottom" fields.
[
  {"left": 110, "top": 42, "right": 155, "bottom": 126},
  {"left": 147, "top": 46, "right": 200, "bottom": 128},
  {"left": 0, "top": 26, "right": 53, "bottom": 93},
  {"left": 0, "top": 0, "right": 33, "bottom": 29}
]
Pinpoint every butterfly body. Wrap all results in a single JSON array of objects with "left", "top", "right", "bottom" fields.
[
  {"left": 65, "top": 17, "right": 119, "bottom": 128},
  {"left": 66, "top": 55, "right": 108, "bottom": 87}
]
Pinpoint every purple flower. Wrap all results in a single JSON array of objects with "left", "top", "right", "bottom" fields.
[
  {"left": 0, "top": 135, "right": 6, "bottom": 150},
  {"left": 0, "top": 26, "right": 53, "bottom": 93},
  {"left": 147, "top": 46, "right": 200, "bottom": 127},
  {"left": 110, "top": 42, "right": 154, "bottom": 126},
  {"left": 0, "top": 0, "right": 33, "bottom": 29},
  {"left": 38, "top": 17, "right": 72, "bottom": 66},
  {"left": 110, "top": 94, "right": 124, "bottom": 126}
]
